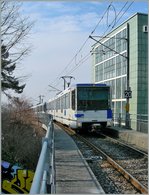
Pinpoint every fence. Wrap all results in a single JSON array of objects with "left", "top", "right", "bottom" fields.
[
  {"left": 30, "top": 118, "right": 55, "bottom": 194},
  {"left": 112, "top": 113, "right": 148, "bottom": 133}
]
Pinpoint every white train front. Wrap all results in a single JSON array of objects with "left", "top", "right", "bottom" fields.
[{"left": 47, "top": 83, "right": 112, "bottom": 132}]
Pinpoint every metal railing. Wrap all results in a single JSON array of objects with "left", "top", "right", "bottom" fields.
[
  {"left": 112, "top": 113, "right": 148, "bottom": 133},
  {"left": 30, "top": 118, "right": 55, "bottom": 194}
]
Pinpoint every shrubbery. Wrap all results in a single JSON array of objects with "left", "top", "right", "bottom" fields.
[{"left": 2, "top": 97, "right": 46, "bottom": 170}]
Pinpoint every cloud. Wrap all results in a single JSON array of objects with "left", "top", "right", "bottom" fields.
[
  {"left": 22, "top": 27, "right": 92, "bottom": 98},
  {"left": 4, "top": 1, "right": 147, "bottom": 105}
]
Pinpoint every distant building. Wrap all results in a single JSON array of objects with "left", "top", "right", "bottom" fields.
[{"left": 91, "top": 13, "right": 148, "bottom": 132}]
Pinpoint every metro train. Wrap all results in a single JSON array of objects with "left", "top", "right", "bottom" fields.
[
  {"left": 31, "top": 102, "right": 47, "bottom": 113},
  {"left": 46, "top": 83, "right": 112, "bottom": 132},
  {"left": 32, "top": 83, "right": 112, "bottom": 132}
]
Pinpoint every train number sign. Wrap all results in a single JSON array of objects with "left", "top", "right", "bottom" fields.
[{"left": 124, "top": 90, "right": 132, "bottom": 98}]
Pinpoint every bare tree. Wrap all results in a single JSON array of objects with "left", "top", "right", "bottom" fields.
[
  {"left": 1, "top": 1, "right": 34, "bottom": 96},
  {"left": 2, "top": 97, "right": 45, "bottom": 169}
]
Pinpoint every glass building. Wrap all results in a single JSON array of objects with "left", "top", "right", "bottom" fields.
[{"left": 91, "top": 13, "right": 148, "bottom": 131}]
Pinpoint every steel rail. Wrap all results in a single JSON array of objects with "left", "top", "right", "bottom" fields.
[
  {"left": 56, "top": 122, "right": 148, "bottom": 194},
  {"left": 100, "top": 133, "right": 148, "bottom": 157},
  {"left": 77, "top": 135, "right": 148, "bottom": 194}
]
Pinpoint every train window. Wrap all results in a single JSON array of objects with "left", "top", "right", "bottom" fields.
[
  {"left": 68, "top": 92, "right": 70, "bottom": 108},
  {"left": 65, "top": 94, "right": 67, "bottom": 109},
  {"left": 51, "top": 102, "right": 53, "bottom": 112},
  {"left": 71, "top": 90, "right": 75, "bottom": 110},
  {"left": 66, "top": 93, "right": 70, "bottom": 109},
  {"left": 64, "top": 95, "right": 66, "bottom": 109},
  {"left": 61, "top": 96, "right": 63, "bottom": 112},
  {"left": 43, "top": 103, "right": 47, "bottom": 112},
  {"left": 56, "top": 99, "right": 58, "bottom": 111},
  {"left": 58, "top": 98, "right": 60, "bottom": 110},
  {"left": 50, "top": 100, "right": 55, "bottom": 111},
  {"left": 77, "top": 87, "right": 110, "bottom": 110}
]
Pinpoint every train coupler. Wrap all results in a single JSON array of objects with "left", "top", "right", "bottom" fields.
[{"left": 90, "top": 124, "right": 102, "bottom": 132}]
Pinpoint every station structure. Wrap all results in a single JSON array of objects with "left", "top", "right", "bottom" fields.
[{"left": 91, "top": 13, "right": 148, "bottom": 132}]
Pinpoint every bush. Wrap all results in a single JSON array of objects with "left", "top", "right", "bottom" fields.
[{"left": 2, "top": 97, "right": 46, "bottom": 170}]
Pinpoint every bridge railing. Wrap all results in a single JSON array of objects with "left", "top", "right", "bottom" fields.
[{"left": 30, "top": 117, "right": 55, "bottom": 194}]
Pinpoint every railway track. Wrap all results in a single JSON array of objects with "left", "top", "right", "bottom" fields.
[
  {"left": 55, "top": 122, "right": 148, "bottom": 194},
  {"left": 100, "top": 132, "right": 148, "bottom": 156}
]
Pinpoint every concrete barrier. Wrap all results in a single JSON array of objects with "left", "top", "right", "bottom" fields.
[{"left": 105, "top": 127, "right": 148, "bottom": 152}]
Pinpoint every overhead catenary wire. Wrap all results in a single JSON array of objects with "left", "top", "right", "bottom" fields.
[
  {"left": 49, "top": 1, "right": 134, "bottom": 90},
  {"left": 113, "top": 1, "right": 134, "bottom": 27},
  {"left": 91, "top": 1, "right": 113, "bottom": 35},
  {"left": 106, "top": 4, "right": 117, "bottom": 28},
  {"left": 99, "top": 1, "right": 130, "bottom": 38},
  {"left": 64, "top": 52, "right": 91, "bottom": 76},
  {"left": 65, "top": 1, "right": 134, "bottom": 77},
  {"left": 50, "top": 1, "right": 114, "bottom": 87},
  {"left": 59, "top": 2, "right": 133, "bottom": 77},
  {"left": 52, "top": 52, "right": 91, "bottom": 88},
  {"left": 61, "top": 2, "right": 133, "bottom": 73},
  {"left": 105, "top": 1, "right": 134, "bottom": 36},
  {"left": 42, "top": 1, "right": 135, "bottom": 103},
  {"left": 50, "top": 37, "right": 90, "bottom": 86}
]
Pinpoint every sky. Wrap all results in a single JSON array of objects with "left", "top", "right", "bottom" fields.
[{"left": 2, "top": 0, "right": 148, "bottom": 105}]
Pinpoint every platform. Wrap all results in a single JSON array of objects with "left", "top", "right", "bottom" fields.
[
  {"left": 105, "top": 126, "right": 148, "bottom": 153},
  {"left": 54, "top": 124, "right": 105, "bottom": 194}
]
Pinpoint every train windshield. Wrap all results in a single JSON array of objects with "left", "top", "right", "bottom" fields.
[{"left": 77, "top": 87, "right": 110, "bottom": 110}]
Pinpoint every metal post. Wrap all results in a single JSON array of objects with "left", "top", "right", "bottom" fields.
[
  {"left": 125, "top": 23, "right": 130, "bottom": 129},
  {"left": 61, "top": 76, "right": 66, "bottom": 90},
  {"left": 60, "top": 76, "right": 75, "bottom": 90},
  {"left": 67, "top": 76, "right": 75, "bottom": 87},
  {"left": 89, "top": 34, "right": 131, "bottom": 128},
  {"left": 139, "top": 114, "right": 141, "bottom": 132},
  {"left": 118, "top": 113, "right": 121, "bottom": 127},
  {"left": 39, "top": 95, "right": 44, "bottom": 104}
]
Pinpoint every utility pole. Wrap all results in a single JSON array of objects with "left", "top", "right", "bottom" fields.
[
  {"left": 125, "top": 23, "right": 131, "bottom": 129},
  {"left": 89, "top": 27, "right": 131, "bottom": 129},
  {"left": 38, "top": 95, "right": 44, "bottom": 104},
  {"left": 60, "top": 76, "right": 75, "bottom": 90}
]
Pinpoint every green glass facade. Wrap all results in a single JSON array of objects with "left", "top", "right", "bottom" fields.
[{"left": 92, "top": 13, "right": 148, "bottom": 131}]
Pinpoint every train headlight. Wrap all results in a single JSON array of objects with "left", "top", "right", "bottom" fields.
[{"left": 77, "top": 122, "right": 82, "bottom": 127}]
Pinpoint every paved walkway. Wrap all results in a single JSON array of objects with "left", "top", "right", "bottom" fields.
[{"left": 54, "top": 124, "right": 105, "bottom": 194}]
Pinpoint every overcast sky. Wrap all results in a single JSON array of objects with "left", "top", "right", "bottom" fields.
[{"left": 2, "top": 1, "right": 148, "bottom": 105}]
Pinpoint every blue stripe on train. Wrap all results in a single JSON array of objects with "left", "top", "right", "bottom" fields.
[
  {"left": 107, "top": 109, "right": 112, "bottom": 119},
  {"left": 75, "top": 113, "right": 84, "bottom": 118}
]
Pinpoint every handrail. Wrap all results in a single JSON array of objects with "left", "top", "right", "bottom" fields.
[
  {"left": 30, "top": 118, "right": 55, "bottom": 194},
  {"left": 112, "top": 112, "right": 148, "bottom": 132}
]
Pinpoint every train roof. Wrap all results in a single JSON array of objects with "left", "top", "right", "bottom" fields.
[
  {"left": 48, "top": 83, "right": 110, "bottom": 102},
  {"left": 75, "top": 83, "right": 107, "bottom": 87},
  {"left": 31, "top": 102, "right": 45, "bottom": 108}
]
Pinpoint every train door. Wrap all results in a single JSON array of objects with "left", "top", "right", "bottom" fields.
[{"left": 71, "top": 89, "right": 76, "bottom": 110}]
